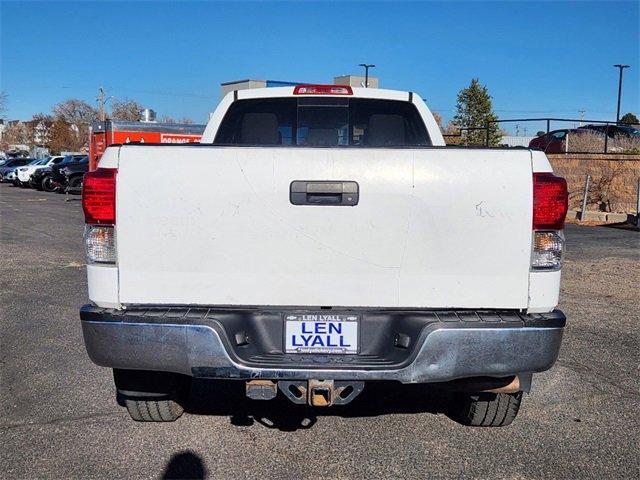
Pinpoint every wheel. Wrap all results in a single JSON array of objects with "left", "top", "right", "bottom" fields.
[
  {"left": 68, "top": 175, "right": 83, "bottom": 191},
  {"left": 42, "top": 176, "right": 57, "bottom": 192},
  {"left": 113, "top": 369, "right": 190, "bottom": 422},
  {"left": 449, "top": 392, "right": 523, "bottom": 427},
  {"left": 124, "top": 398, "right": 184, "bottom": 422}
]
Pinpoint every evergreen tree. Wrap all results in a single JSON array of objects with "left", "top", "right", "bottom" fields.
[
  {"left": 452, "top": 78, "right": 500, "bottom": 146},
  {"left": 619, "top": 112, "right": 638, "bottom": 125}
]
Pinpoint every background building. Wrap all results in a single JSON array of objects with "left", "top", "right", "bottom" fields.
[
  {"left": 220, "top": 79, "right": 300, "bottom": 97},
  {"left": 499, "top": 135, "right": 535, "bottom": 147},
  {"left": 333, "top": 75, "right": 379, "bottom": 88},
  {"left": 220, "top": 74, "right": 380, "bottom": 96}
]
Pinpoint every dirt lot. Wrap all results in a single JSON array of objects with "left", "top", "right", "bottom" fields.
[{"left": 1, "top": 183, "right": 639, "bottom": 479}]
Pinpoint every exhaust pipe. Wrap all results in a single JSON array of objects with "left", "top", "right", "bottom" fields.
[
  {"left": 440, "top": 375, "right": 526, "bottom": 394},
  {"left": 483, "top": 375, "right": 520, "bottom": 394}
]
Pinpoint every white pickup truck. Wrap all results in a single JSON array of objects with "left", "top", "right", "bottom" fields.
[{"left": 80, "top": 84, "right": 568, "bottom": 427}]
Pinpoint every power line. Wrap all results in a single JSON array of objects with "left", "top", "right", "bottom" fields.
[{"left": 106, "top": 85, "right": 212, "bottom": 99}]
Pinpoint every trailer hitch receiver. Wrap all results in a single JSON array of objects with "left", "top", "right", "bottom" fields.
[{"left": 277, "top": 380, "right": 364, "bottom": 406}]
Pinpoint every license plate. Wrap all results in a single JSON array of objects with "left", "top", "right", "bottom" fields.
[{"left": 284, "top": 313, "right": 359, "bottom": 354}]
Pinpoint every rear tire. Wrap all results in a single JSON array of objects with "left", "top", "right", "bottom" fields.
[
  {"left": 68, "top": 175, "right": 83, "bottom": 191},
  {"left": 124, "top": 398, "right": 184, "bottom": 422},
  {"left": 113, "top": 369, "right": 190, "bottom": 422},
  {"left": 449, "top": 392, "right": 522, "bottom": 427},
  {"left": 42, "top": 176, "right": 57, "bottom": 192}
]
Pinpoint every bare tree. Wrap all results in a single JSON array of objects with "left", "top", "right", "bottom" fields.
[
  {"left": 431, "top": 112, "right": 443, "bottom": 131},
  {"left": 110, "top": 98, "right": 144, "bottom": 121},
  {"left": 2, "top": 122, "right": 31, "bottom": 146},
  {"left": 443, "top": 122, "right": 463, "bottom": 146},
  {"left": 48, "top": 119, "right": 85, "bottom": 154},
  {"left": 51, "top": 99, "right": 97, "bottom": 152},
  {"left": 52, "top": 98, "right": 98, "bottom": 125},
  {"left": 27, "top": 113, "right": 55, "bottom": 147}
]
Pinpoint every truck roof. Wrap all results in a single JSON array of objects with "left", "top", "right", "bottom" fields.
[{"left": 227, "top": 85, "right": 416, "bottom": 102}]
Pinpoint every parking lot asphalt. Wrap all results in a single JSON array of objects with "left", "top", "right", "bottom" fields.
[{"left": 1, "top": 183, "right": 639, "bottom": 480}]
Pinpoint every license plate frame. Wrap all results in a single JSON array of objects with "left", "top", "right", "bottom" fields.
[{"left": 283, "top": 313, "right": 360, "bottom": 355}]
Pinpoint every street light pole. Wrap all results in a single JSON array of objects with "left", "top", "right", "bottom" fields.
[
  {"left": 613, "top": 64, "right": 630, "bottom": 123},
  {"left": 358, "top": 63, "right": 375, "bottom": 88}
]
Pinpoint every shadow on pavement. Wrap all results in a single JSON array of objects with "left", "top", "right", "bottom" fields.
[
  {"left": 162, "top": 450, "right": 207, "bottom": 480},
  {"left": 184, "top": 379, "right": 453, "bottom": 432},
  {"left": 602, "top": 220, "right": 640, "bottom": 231}
]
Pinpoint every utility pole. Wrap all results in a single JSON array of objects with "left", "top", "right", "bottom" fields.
[
  {"left": 97, "top": 87, "right": 107, "bottom": 122},
  {"left": 578, "top": 109, "right": 585, "bottom": 126},
  {"left": 97, "top": 87, "right": 105, "bottom": 121},
  {"left": 358, "top": 63, "right": 375, "bottom": 88},
  {"left": 97, "top": 87, "right": 114, "bottom": 122},
  {"left": 613, "top": 64, "right": 630, "bottom": 122}
]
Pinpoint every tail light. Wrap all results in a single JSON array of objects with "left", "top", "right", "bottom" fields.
[
  {"left": 82, "top": 168, "right": 117, "bottom": 224},
  {"left": 532, "top": 173, "right": 568, "bottom": 270},
  {"left": 533, "top": 173, "right": 568, "bottom": 230},
  {"left": 293, "top": 85, "right": 353, "bottom": 95},
  {"left": 82, "top": 168, "right": 117, "bottom": 264}
]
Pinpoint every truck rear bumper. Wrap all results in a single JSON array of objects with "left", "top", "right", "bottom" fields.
[{"left": 80, "top": 305, "right": 565, "bottom": 384}]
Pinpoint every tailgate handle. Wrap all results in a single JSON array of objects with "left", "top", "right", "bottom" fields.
[{"left": 290, "top": 181, "right": 359, "bottom": 206}]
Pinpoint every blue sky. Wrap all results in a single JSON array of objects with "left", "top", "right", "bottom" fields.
[{"left": 1, "top": 0, "right": 638, "bottom": 130}]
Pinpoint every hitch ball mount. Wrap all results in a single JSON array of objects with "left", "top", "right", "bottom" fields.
[{"left": 246, "top": 379, "right": 365, "bottom": 406}]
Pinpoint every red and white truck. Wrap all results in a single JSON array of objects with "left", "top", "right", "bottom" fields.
[
  {"left": 89, "top": 120, "right": 206, "bottom": 170},
  {"left": 80, "top": 84, "right": 567, "bottom": 426}
]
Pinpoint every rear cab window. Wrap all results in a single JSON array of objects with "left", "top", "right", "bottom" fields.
[{"left": 214, "top": 97, "right": 431, "bottom": 147}]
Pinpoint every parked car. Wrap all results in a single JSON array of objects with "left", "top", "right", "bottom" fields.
[
  {"left": 49, "top": 155, "right": 88, "bottom": 192},
  {"left": 528, "top": 129, "right": 571, "bottom": 153},
  {"left": 528, "top": 128, "right": 600, "bottom": 153},
  {"left": 81, "top": 84, "right": 567, "bottom": 427},
  {"left": 14, "top": 158, "right": 49, "bottom": 187},
  {"left": 16, "top": 155, "right": 66, "bottom": 187},
  {"left": 29, "top": 166, "right": 53, "bottom": 190},
  {"left": 0, "top": 158, "right": 34, "bottom": 183},
  {"left": 578, "top": 124, "right": 640, "bottom": 138},
  {"left": 61, "top": 156, "right": 89, "bottom": 193}
]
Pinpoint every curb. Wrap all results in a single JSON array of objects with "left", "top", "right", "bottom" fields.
[{"left": 567, "top": 210, "right": 638, "bottom": 224}]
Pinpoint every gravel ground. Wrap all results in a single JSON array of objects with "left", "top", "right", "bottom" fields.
[{"left": 1, "top": 183, "right": 638, "bottom": 479}]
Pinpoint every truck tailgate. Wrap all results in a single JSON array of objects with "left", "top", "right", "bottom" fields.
[{"left": 116, "top": 146, "right": 533, "bottom": 308}]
